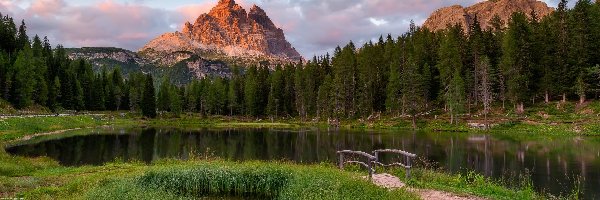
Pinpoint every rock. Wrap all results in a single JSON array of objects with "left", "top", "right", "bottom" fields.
[
  {"left": 141, "top": 0, "right": 302, "bottom": 64},
  {"left": 423, "top": 0, "right": 554, "bottom": 32}
]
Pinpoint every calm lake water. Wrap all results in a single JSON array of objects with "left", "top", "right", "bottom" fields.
[{"left": 5, "top": 127, "right": 600, "bottom": 199}]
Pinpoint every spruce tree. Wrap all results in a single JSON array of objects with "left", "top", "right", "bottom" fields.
[
  {"left": 386, "top": 59, "right": 402, "bottom": 116},
  {"left": 316, "top": 75, "right": 333, "bottom": 118},
  {"left": 10, "top": 48, "right": 35, "bottom": 108},
  {"left": 501, "top": 12, "right": 533, "bottom": 114},
  {"left": 267, "top": 65, "right": 284, "bottom": 118},
  {"left": 157, "top": 78, "right": 171, "bottom": 112},
  {"left": 447, "top": 69, "right": 466, "bottom": 124},
  {"left": 437, "top": 27, "right": 464, "bottom": 110},
  {"left": 16, "top": 20, "right": 28, "bottom": 50},
  {"left": 402, "top": 58, "right": 426, "bottom": 129},
  {"left": 244, "top": 66, "right": 259, "bottom": 116},
  {"left": 142, "top": 74, "right": 157, "bottom": 118}
]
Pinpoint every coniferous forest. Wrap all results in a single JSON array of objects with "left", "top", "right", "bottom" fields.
[{"left": 1, "top": 0, "right": 600, "bottom": 127}]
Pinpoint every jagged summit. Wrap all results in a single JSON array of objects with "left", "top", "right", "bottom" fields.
[
  {"left": 140, "top": 0, "right": 302, "bottom": 65},
  {"left": 423, "top": 0, "right": 554, "bottom": 32}
]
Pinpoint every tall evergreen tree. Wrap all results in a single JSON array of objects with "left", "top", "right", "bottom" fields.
[
  {"left": 142, "top": 74, "right": 156, "bottom": 118},
  {"left": 402, "top": 58, "right": 427, "bottom": 129},
  {"left": 501, "top": 12, "right": 533, "bottom": 113},
  {"left": 10, "top": 47, "right": 35, "bottom": 108},
  {"left": 447, "top": 69, "right": 466, "bottom": 124}
]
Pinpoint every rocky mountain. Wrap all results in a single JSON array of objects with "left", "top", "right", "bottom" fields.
[
  {"left": 68, "top": 0, "right": 301, "bottom": 84},
  {"left": 423, "top": 0, "right": 554, "bottom": 32},
  {"left": 139, "top": 0, "right": 302, "bottom": 66},
  {"left": 67, "top": 47, "right": 229, "bottom": 85}
]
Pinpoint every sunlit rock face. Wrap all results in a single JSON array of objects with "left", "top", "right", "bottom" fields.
[
  {"left": 141, "top": 0, "right": 302, "bottom": 64},
  {"left": 423, "top": 0, "right": 554, "bottom": 32}
]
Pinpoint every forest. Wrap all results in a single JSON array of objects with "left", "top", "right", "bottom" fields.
[{"left": 1, "top": 0, "right": 599, "bottom": 128}]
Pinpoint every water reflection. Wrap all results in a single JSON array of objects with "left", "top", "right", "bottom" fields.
[{"left": 5, "top": 127, "right": 600, "bottom": 199}]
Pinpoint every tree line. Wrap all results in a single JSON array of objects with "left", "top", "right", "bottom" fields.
[
  {"left": 0, "top": 12, "right": 157, "bottom": 117},
  {"left": 1, "top": 0, "right": 600, "bottom": 126}
]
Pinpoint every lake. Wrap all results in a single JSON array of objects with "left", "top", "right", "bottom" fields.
[{"left": 5, "top": 127, "right": 600, "bottom": 199}]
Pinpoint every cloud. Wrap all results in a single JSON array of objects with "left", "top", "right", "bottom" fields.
[
  {"left": 4, "top": 0, "right": 566, "bottom": 58},
  {"left": 369, "top": 17, "right": 388, "bottom": 26},
  {"left": 5, "top": 0, "right": 182, "bottom": 51},
  {"left": 177, "top": 2, "right": 214, "bottom": 24}
]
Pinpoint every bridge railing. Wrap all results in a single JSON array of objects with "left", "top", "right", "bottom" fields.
[
  {"left": 372, "top": 149, "right": 417, "bottom": 179},
  {"left": 336, "top": 149, "right": 417, "bottom": 180},
  {"left": 336, "top": 150, "right": 377, "bottom": 179}
]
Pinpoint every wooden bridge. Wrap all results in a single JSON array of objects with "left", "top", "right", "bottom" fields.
[{"left": 336, "top": 149, "right": 417, "bottom": 180}]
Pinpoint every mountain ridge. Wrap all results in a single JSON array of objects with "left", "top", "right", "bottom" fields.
[
  {"left": 423, "top": 0, "right": 554, "bottom": 32},
  {"left": 141, "top": 0, "right": 302, "bottom": 64}
]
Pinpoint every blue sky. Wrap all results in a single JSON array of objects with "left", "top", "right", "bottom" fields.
[{"left": 1, "top": 0, "right": 568, "bottom": 58}]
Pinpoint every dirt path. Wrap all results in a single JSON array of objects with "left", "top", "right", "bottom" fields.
[{"left": 367, "top": 173, "right": 485, "bottom": 200}]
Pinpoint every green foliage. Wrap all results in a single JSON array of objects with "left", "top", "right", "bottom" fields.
[
  {"left": 1, "top": 6, "right": 600, "bottom": 127},
  {"left": 142, "top": 74, "right": 157, "bottom": 118},
  {"left": 0, "top": 116, "right": 103, "bottom": 141},
  {"left": 501, "top": 12, "right": 533, "bottom": 107},
  {"left": 83, "top": 162, "right": 418, "bottom": 200},
  {"left": 402, "top": 169, "right": 537, "bottom": 200},
  {"left": 136, "top": 164, "right": 290, "bottom": 198}
]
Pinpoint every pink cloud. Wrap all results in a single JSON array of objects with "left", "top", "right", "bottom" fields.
[
  {"left": 29, "top": 0, "right": 66, "bottom": 16},
  {"left": 177, "top": 3, "right": 214, "bottom": 24},
  {"left": 3, "top": 0, "right": 564, "bottom": 58}
]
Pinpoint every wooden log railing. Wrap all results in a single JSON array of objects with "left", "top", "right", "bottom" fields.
[
  {"left": 372, "top": 149, "right": 417, "bottom": 179},
  {"left": 336, "top": 150, "right": 377, "bottom": 179},
  {"left": 337, "top": 149, "right": 417, "bottom": 180}
]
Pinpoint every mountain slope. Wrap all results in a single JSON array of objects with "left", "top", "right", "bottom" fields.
[
  {"left": 139, "top": 0, "right": 302, "bottom": 67},
  {"left": 423, "top": 0, "right": 554, "bottom": 32}
]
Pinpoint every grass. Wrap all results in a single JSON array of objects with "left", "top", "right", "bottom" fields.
[
  {"left": 4, "top": 159, "right": 419, "bottom": 200},
  {"left": 400, "top": 168, "right": 539, "bottom": 200},
  {"left": 1, "top": 103, "right": 597, "bottom": 199},
  {"left": 0, "top": 115, "right": 107, "bottom": 142}
]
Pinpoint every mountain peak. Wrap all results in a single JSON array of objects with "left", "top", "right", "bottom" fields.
[
  {"left": 217, "top": 0, "right": 236, "bottom": 7},
  {"left": 141, "top": 0, "right": 302, "bottom": 65},
  {"left": 423, "top": 0, "right": 554, "bottom": 32},
  {"left": 250, "top": 4, "right": 265, "bottom": 14}
]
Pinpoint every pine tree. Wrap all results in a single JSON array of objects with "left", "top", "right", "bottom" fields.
[
  {"left": 437, "top": 27, "right": 464, "bottom": 111},
  {"left": 478, "top": 56, "right": 493, "bottom": 127},
  {"left": 294, "top": 64, "right": 307, "bottom": 118},
  {"left": 16, "top": 20, "right": 29, "bottom": 50},
  {"left": 501, "top": 12, "right": 533, "bottom": 114},
  {"left": 111, "top": 68, "right": 124, "bottom": 110},
  {"left": 157, "top": 78, "right": 171, "bottom": 112},
  {"left": 244, "top": 66, "right": 260, "bottom": 116},
  {"left": 267, "top": 65, "right": 284, "bottom": 118},
  {"left": 171, "top": 85, "right": 183, "bottom": 116},
  {"left": 386, "top": 59, "right": 402, "bottom": 116},
  {"left": 317, "top": 75, "right": 333, "bottom": 118},
  {"left": 356, "top": 42, "right": 375, "bottom": 116},
  {"left": 142, "top": 74, "right": 157, "bottom": 118},
  {"left": 402, "top": 58, "right": 427, "bottom": 129},
  {"left": 331, "top": 43, "right": 357, "bottom": 118},
  {"left": 576, "top": 72, "right": 587, "bottom": 104},
  {"left": 47, "top": 76, "right": 60, "bottom": 110},
  {"left": 74, "top": 80, "right": 84, "bottom": 110},
  {"left": 227, "top": 66, "right": 242, "bottom": 115},
  {"left": 10, "top": 48, "right": 36, "bottom": 108},
  {"left": 447, "top": 69, "right": 466, "bottom": 124}
]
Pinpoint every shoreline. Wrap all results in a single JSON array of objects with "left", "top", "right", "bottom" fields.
[{"left": 0, "top": 115, "right": 575, "bottom": 199}]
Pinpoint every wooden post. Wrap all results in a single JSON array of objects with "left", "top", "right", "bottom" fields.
[
  {"left": 406, "top": 155, "right": 412, "bottom": 179},
  {"left": 373, "top": 151, "right": 379, "bottom": 173},
  {"left": 368, "top": 157, "right": 373, "bottom": 180},
  {"left": 338, "top": 153, "right": 344, "bottom": 169}
]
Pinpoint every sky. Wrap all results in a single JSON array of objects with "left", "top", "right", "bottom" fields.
[{"left": 0, "top": 0, "right": 568, "bottom": 58}]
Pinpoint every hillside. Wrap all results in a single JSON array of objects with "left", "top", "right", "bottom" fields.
[{"left": 423, "top": 0, "right": 554, "bottom": 32}]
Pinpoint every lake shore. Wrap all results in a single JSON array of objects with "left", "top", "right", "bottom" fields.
[
  {"left": 0, "top": 110, "right": 592, "bottom": 199},
  {"left": 2, "top": 100, "right": 600, "bottom": 143}
]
